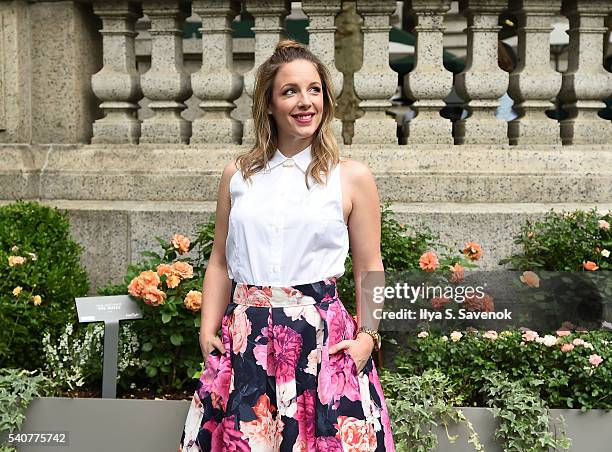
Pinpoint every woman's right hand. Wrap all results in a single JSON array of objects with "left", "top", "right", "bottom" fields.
[{"left": 199, "top": 332, "right": 226, "bottom": 362}]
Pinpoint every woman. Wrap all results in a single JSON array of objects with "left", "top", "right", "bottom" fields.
[{"left": 179, "top": 40, "right": 395, "bottom": 451}]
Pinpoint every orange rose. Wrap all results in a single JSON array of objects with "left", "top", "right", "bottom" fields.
[
  {"left": 171, "top": 234, "right": 190, "bottom": 254},
  {"left": 139, "top": 270, "right": 161, "bottom": 287},
  {"left": 583, "top": 261, "right": 599, "bottom": 271},
  {"left": 465, "top": 293, "right": 494, "bottom": 312},
  {"left": 141, "top": 286, "right": 166, "bottom": 307},
  {"left": 463, "top": 242, "right": 482, "bottom": 260},
  {"left": 156, "top": 263, "right": 173, "bottom": 277},
  {"left": 419, "top": 251, "right": 439, "bottom": 272},
  {"left": 183, "top": 290, "right": 202, "bottom": 311},
  {"left": 431, "top": 296, "right": 450, "bottom": 310},
  {"left": 127, "top": 276, "right": 143, "bottom": 297},
  {"left": 449, "top": 262, "right": 464, "bottom": 284},
  {"left": 519, "top": 271, "right": 540, "bottom": 288},
  {"left": 481, "top": 293, "right": 494, "bottom": 312},
  {"left": 128, "top": 270, "right": 161, "bottom": 297},
  {"left": 171, "top": 261, "right": 194, "bottom": 279},
  {"left": 166, "top": 274, "right": 181, "bottom": 288}
]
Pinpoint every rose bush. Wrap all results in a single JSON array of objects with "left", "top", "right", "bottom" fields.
[
  {"left": 397, "top": 328, "right": 610, "bottom": 410},
  {"left": 99, "top": 222, "right": 216, "bottom": 393}
]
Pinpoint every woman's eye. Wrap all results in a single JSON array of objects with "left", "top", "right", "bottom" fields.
[{"left": 283, "top": 87, "right": 321, "bottom": 95}]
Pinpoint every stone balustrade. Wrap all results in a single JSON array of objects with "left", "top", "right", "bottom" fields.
[{"left": 0, "top": 0, "right": 610, "bottom": 146}]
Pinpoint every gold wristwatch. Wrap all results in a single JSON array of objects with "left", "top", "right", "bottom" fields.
[{"left": 356, "top": 327, "right": 381, "bottom": 352}]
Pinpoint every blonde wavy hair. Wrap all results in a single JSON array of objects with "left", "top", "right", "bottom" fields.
[{"left": 236, "top": 39, "right": 340, "bottom": 187}]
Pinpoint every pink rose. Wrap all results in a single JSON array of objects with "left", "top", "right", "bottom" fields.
[
  {"left": 232, "top": 305, "right": 252, "bottom": 354},
  {"left": 589, "top": 354, "right": 603, "bottom": 367},
  {"left": 598, "top": 219, "right": 610, "bottom": 230},
  {"left": 561, "top": 343, "right": 574, "bottom": 352},
  {"left": 483, "top": 330, "right": 498, "bottom": 340},
  {"left": 556, "top": 330, "right": 571, "bottom": 337},
  {"left": 522, "top": 330, "right": 539, "bottom": 342},
  {"left": 210, "top": 416, "right": 250, "bottom": 451},
  {"left": 572, "top": 338, "right": 585, "bottom": 346},
  {"left": 272, "top": 324, "right": 302, "bottom": 384},
  {"left": 335, "top": 416, "right": 377, "bottom": 451},
  {"left": 8, "top": 255, "right": 26, "bottom": 267},
  {"left": 295, "top": 390, "right": 316, "bottom": 450},
  {"left": 315, "top": 437, "right": 343, "bottom": 451},
  {"left": 233, "top": 284, "right": 272, "bottom": 307}
]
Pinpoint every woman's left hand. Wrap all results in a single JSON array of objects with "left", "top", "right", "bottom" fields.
[{"left": 329, "top": 334, "right": 374, "bottom": 374}]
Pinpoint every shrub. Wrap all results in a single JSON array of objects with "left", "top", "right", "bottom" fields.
[
  {"left": 338, "top": 203, "right": 477, "bottom": 315},
  {"left": 499, "top": 208, "right": 612, "bottom": 271},
  {"left": 99, "top": 223, "right": 215, "bottom": 393},
  {"left": 396, "top": 329, "right": 611, "bottom": 410},
  {"left": 378, "top": 368, "right": 483, "bottom": 452},
  {"left": 0, "top": 201, "right": 89, "bottom": 370}
]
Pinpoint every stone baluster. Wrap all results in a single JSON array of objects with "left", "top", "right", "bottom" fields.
[
  {"left": 454, "top": 0, "right": 508, "bottom": 145},
  {"left": 559, "top": 0, "right": 612, "bottom": 145},
  {"left": 302, "top": 0, "right": 343, "bottom": 143},
  {"left": 190, "top": 0, "right": 243, "bottom": 144},
  {"left": 140, "top": 0, "right": 191, "bottom": 144},
  {"left": 242, "top": 0, "right": 291, "bottom": 145},
  {"left": 508, "top": 0, "right": 562, "bottom": 145},
  {"left": 91, "top": 1, "right": 143, "bottom": 144},
  {"left": 352, "top": 0, "right": 398, "bottom": 144},
  {"left": 403, "top": 0, "right": 453, "bottom": 145}
]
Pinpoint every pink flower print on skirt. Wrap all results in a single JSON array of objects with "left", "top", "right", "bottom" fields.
[{"left": 178, "top": 278, "right": 395, "bottom": 451}]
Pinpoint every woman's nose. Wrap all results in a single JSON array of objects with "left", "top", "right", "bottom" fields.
[{"left": 297, "top": 91, "right": 311, "bottom": 107}]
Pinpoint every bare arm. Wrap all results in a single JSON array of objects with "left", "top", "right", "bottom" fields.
[
  {"left": 199, "top": 159, "right": 239, "bottom": 358},
  {"left": 344, "top": 160, "right": 384, "bottom": 333},
  {"left": 329, "top": 159, "right": 384, "bottom": 370}
]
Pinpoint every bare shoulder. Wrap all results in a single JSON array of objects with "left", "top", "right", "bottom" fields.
[
  {"left": 339, "top": 158, "right": 375, "bottom": 186},
  {"left": 222, "top": 158, "right": 240, "bottom": 177}
]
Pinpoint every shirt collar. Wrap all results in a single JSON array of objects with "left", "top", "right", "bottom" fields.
[{"left": 267, "top": 144, "right": 312, "bottom": 173}]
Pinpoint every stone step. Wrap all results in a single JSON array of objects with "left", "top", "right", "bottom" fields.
[
  {"left": 2, "top": 144, "right": 612, "bottom": 203},
  {"left": 2, "top": 199, "right": 609, "bottom": 294}
]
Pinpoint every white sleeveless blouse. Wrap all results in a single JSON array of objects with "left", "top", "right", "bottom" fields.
[{"left": 226, "top": 145, "right": 349, "bottom": 286}]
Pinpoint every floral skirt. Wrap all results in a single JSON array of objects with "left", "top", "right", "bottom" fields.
[{"left": 178, "top": 278, "right": 395, "bottom": 451}]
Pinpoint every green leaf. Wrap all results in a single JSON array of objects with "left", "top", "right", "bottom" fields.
[
  {"left": 170, "top": 334, "right": 183, "bottom": 346},
  {"left": 161, "top": 313, "right": 172, "bottom": 324}
]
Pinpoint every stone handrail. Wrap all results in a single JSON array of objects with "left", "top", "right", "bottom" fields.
[{"left": 0, "top": 0, "right": 610, "bottom": 146}]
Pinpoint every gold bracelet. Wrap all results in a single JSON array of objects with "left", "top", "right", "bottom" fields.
[{"left": 356, "top": 327, "right": 381, "bottom": 352}]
